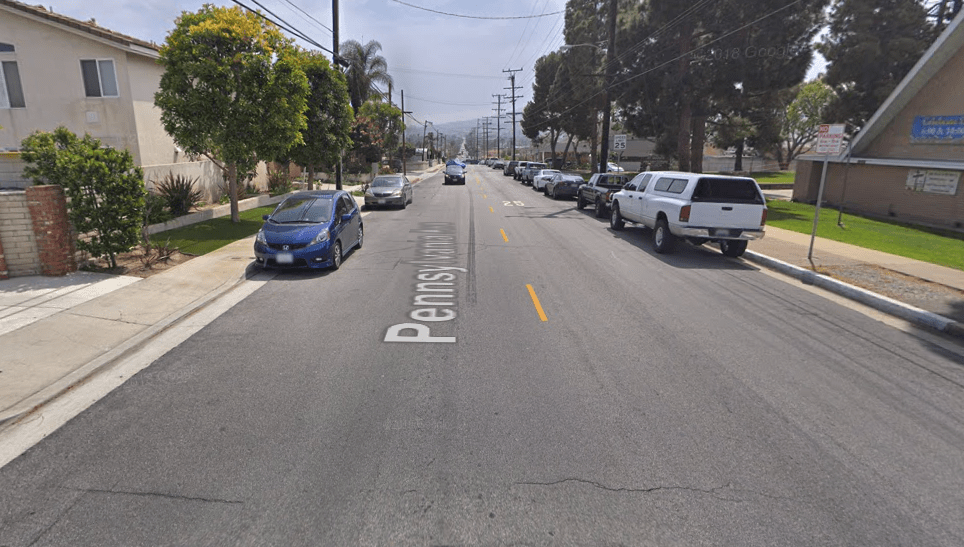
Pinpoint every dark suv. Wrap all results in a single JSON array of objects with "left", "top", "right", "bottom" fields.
[{"left": 503, "top": 161, "right": 519, "bottom": 177}]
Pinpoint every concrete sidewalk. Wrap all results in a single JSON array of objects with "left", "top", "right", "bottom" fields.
[{"left": 1, "top": 165, "right": 961, "bottom": 432}]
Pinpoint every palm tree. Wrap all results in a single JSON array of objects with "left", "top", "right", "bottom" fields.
[{"left": 339, "top": 39, "right": 393, "bottom": 113}]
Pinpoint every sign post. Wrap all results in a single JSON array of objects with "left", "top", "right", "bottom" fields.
[{"left": 808, "top": 124, "right": 846, "bottom": 266}]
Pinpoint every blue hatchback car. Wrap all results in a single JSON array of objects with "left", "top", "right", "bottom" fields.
[{"left": 254, "top": 190, "right": 363, "bottom": 270}]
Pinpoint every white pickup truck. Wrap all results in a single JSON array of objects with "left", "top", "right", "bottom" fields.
[{"left": 609, "top": 171, "right": 767, "bottom": 257}]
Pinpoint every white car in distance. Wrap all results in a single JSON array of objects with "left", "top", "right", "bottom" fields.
[{"left": 532, "top": 169, "right": 560, "bottom": 192}]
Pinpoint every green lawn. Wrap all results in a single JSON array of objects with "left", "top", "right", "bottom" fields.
[
  {"left": 766, "top": 200, "right": 964, "bottom": 270},
  {"left": 150, "top": 206, "right": 275, "bottom": 256},
  {"left": 749, "top": 171, "right": 795, "bottom": 184}
]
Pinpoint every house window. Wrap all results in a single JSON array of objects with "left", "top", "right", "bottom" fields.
[
  {"left": 80, "top": 59, "right": 119, "bottom": 98},
  {"left": 0, "top": 61, "right": 25, "bottom": 108}
]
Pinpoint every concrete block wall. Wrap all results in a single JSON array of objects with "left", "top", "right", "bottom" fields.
[
  {"left": 0, "top": 191, "right": 41, "bottom": 277},
  {"left": 0, "top": 186, "right": 76, "bottom": 278},
  {"left": 0, "top": 156, "right": 30, "bottom": 190}
]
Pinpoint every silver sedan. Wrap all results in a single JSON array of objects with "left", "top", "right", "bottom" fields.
[{"left": 364, "top": 176, "right": 413, "bottom": 209}]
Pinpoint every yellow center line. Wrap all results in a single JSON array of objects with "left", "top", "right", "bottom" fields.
[
  {"left": 526, "top": 284, "right": 549, "bottom": 322},
  {"left": 500, "top": 229, "right": 508, "bottom": 242},
  {"left": 489, "top": 206, "right": 494, "bottom": 213},
  {"left": 483, "top": 194, "right": 487, "bottom": 198}
]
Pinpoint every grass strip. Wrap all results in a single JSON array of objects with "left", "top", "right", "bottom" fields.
[
  {"left": 151, "top": 206, "right": 275, "bottom": 256},
  {"left": 766, "top": 200, "right": 964, "bottom": 270}
]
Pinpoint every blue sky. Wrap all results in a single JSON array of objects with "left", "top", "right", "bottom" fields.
[
  {"left": 48, "top": 0, "right": 824, "bottom": 125},
  {"left": 49, "top": 0, "right": 569, "bottom": 124}
]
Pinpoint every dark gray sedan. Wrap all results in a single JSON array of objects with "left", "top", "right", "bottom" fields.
[
  {"left": 364, "top": 175, "right": 413, "bottom": 209},
  {"left": 544, "top": 173, "right": 585, "bottom": 200}
]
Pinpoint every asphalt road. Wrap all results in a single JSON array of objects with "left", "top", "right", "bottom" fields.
[{"left": 2, "top": 166, "right": 964, "bottom": 546}]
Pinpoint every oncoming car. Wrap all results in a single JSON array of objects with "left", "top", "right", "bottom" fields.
[
  {"left": 254, "top": 190, "right": 363, "bottom": 270},
  {"left": 444, "top": 163, "right": 466, "bottom": 185},
  {"left": 364, "top": 175, "right": 414, "bottom": 209}
]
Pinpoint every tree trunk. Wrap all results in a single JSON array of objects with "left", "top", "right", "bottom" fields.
[
  {"left": 734, "top": 140, "right": 744, "bottom": 172},
  {"left": 307, "top": 164, "right": 315, "bottom": 191},
  {"left": 560, "top": 134, "right": 574, "bottom": 168},
  {"left": 690, "top": 114, "right": 706, "bottom": 174},
  {"left": 228, "top": 162, "right": 240, "bottom": 223}
]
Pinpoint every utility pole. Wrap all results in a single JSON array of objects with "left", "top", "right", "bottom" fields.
[
  {"left": 482, "top": 117, "right": 491, "bottom": 159},
  {"left": 476, "top": 119, "right": 481, "bottom": 160},
  {"left": 332, "top": 0, "right": 342, "bottom": 189},
  {"left": 492, "top": 94, "right": 505, "bottom": 159},
  {"left": 422, "top": 121, "right": 428, "bottom": 161},
  {"left": 598, "top": 0, "right": 617, "bottom": 175},
  {"left": 503, "top": 68, "right": 523, "bottom": 161},
  {"left": 401, "top": 90, "right": 412, "bottom": 177}
]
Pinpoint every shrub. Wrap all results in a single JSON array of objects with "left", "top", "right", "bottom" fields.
[
  {"left": 379, "top": 165, "right": 394, "bottom": 174},
  {"left": 144, "top": 191, "right": 173, "bottom": 225},
  {"left": 20, "top": 127, "right": 144, "bottom": 269},
  {"left": 267, "top": 166, "right": 293, "bottom": 196},
  {"left": 154, "top": 172, "right": 203, "bottom": 217}
]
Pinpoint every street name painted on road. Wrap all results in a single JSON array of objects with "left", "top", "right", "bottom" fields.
[{"left": 384, "top": 222, "right": 462, "bottom": 343}]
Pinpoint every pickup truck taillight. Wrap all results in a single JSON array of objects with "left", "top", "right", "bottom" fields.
[
  {"left": 761, "top": 208, "right": 768, "bottom": 227},
  {"left": 679, "top": 205, "right": 691, "bottom": 223}
]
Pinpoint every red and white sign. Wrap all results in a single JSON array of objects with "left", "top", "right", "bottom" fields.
[{"left": 815, "top": 124, "right": 846, "bottom": 155}]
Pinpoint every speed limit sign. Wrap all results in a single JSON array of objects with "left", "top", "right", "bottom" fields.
[{"left": 613, "top": 135, "right": 627, "bottom": 150}]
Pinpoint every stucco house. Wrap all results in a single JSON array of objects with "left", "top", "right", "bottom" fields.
[
  {"left": 793, "top": 10, "right": 964, "bottom": 230},
  {"left": 0, "top": 0, "right": 241, "bottom": 198}
]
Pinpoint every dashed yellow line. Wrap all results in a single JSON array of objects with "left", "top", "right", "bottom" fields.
[
  {"left": 500, "top": 229, "right": 508, "bottom": 242},
  {"left": 526, "top": 284, "right": 549, "bottom": 322},
  {"left": 489, "top": 206, "right": 494, "bottom": 213}
]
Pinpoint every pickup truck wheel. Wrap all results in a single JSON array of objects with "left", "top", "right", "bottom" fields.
[
  {"left": 576, "top": 195, "right": 586, "bottom": 209},
  {"left": 719, "top": 239, "right": 748, "bottom": 257},
  {"left": 653, "top": 218, "right": 675, "bottom": 254},
  {"left": 610, "top": 204, "right": 625, "bottom": 231},
  {"left": 594, "top": 199, "right": 606, "bottom": 218}
]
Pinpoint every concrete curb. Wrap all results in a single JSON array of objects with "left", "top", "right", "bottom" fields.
[
  {"left": 0, "top": 271, "right": 248, "bottom": 430},
  {"left": 743, "top": 250, "right": 964, "bottom": 340}
]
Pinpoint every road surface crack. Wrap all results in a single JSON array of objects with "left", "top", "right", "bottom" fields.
[
  {"left": 64, "top": 486, "right": 243, "bottom": 505},
  {"left": 515, "top": 478, "right": 792, "bottom": 502}
]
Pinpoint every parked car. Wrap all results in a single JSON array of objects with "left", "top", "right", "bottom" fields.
[
  {"left": 609, "top": 171, "right": 767, "bottom": 256},
  {"left": 365, "top": 175, "right": 414, "bottom": 208},
  {"left": 513, "top": 161, "right": 531, "bottom": 180},
  {"left": 544, "top": 173, "right": 586, "bottom": 200},
  {"left": 576, "top": 173, "right": 632, "bottom": 218},
  {"left": 532, "top": 169, "right": 560, "bottom": 192},
  {"left": 521, "top": 162, "right": 548, "bottom": 185},
  {"left": 492, "top": 159, "right": 505, "bottom": 169},
  {"left": 504, "top": 160, "right": 520, "bottom": 176},
  {"left": 254, "top": 190, "right": 362, "bottom": 270},
  {"left": 607, "top": 162, "right": 625, "bottom": 172},
  {"left": 444, "top": 163, "right": 466, "bottom": 185}
]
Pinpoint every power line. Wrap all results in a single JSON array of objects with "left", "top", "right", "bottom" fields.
[
  {"left": 231, "top": 0, "right": 335, "bottom": 56},
  {"left": 390, "top": 0, "right": 563, "bottom": 20},
  {"left": 279, "top": 0, "right": 333, "bottom": 34}
]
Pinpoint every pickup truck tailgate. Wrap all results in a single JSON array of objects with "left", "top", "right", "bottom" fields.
[{"left": 689, "top": 202, "right": 765, "bottom": 229}]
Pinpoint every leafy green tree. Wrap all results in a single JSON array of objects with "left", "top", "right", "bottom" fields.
[
  {"left": 773, "top": 80, "right": 835, "bottom": 167},
  {"left": 350, "top": 99, "right": 403, "bottom": 166},
  {"left": 818, "top": 0, "right": 934, "bottom": 132},
  {"left": 154, "top": 5, "right": 309, "bottom": 223},
  {"left": 340, "top": 39, "right": 393, "bottom": 114},
  {"left": 287, "top": 49, "right": 354, "bottom": 190},
  {"left": 616, "top": 0, "right": 827, "bottom": 171},
  {"left": 20, "top": 127, "right": 144, "bottom": 268}
]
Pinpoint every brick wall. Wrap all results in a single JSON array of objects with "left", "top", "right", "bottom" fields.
[
  {"left": 0, "top": 186, "right": 76, "bottom": 278},
  {"left": 26, "top": 186, "right": 76, "bottom": 276}
]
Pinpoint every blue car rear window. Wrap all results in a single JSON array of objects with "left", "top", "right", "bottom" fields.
[{"left": 272, "top": 197, "right": 333, "bottom": 223}]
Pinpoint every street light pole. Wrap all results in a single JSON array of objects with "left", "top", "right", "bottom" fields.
[{"left": 598, "top": 0, "right": 617, "bottom": 175}]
